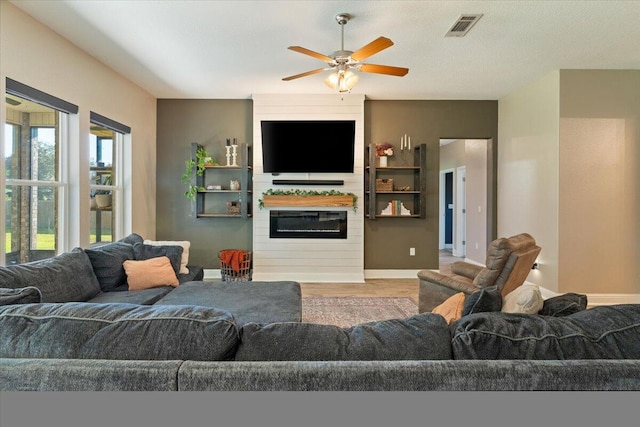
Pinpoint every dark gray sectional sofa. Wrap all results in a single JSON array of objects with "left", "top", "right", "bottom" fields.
[{"left": 1, "top": 236, "right": 639, "bottom": 391}]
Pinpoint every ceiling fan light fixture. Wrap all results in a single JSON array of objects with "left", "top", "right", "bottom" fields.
[{"left": 324, "top": 69, "right": 359, "bottom": 93}]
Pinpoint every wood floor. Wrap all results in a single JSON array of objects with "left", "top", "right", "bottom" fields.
[
  {"left": 300, "top": 279, "right": 420, "bottom": 302},
  {"left": 300, "top": 250, "right": 463, "bottom": 303}
]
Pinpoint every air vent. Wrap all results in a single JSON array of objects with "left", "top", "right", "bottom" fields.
[{"left": 445, "top": 14, "right": 483, "bottom": 37}]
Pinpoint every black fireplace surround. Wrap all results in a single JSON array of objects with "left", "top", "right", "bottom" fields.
[{"left": 270, "top": 210, "right": 347, "bottom": 239}]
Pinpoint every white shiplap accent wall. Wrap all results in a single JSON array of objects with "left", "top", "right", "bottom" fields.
[{"left": 252, "top": 94, "right": 365, "bottom": 282}]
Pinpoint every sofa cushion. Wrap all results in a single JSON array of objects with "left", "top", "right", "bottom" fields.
[
  {"left": 123, "top": 257, "right": 180, "bottom": 290},
  {"left": 0, "top": 287, "right": 42, "bottom": 305},
  {"left": 0, "top": 302, "right": 239, "bottom": 361},
  {"left": 538, "top": 293, "right": 588, "bottom": 317},
  {"left": 119, "top": 233, "right": 144, "bottom": 245},
  {"left": 462, "top": 285, "right": 502, "bottom": 316},
  {"left": 0, "top": 248, "right": 101, "bottom": 302},
  {"left": 132, "top": 242, "right": 183, "bottom": 275},
  {"left": 144, "top": 240, "right": 190, "bottom": 274},
  {"left": 431, "top": 292, "right": 465, "bottom": 324},
  {"left": 451, "top": 304, "right": 640, "bottom": 360},
  {"left": 84, "top": 242, "right": 135, "bottom": 292},
  {"left": 87, "top": 287, "right": 173, "bottom": 305},
  {"left": 235, "top": 312, "right": 452, "bottom": 361},
  {"left": 502, "top": 284, "right": 543, "bottom": 314}
]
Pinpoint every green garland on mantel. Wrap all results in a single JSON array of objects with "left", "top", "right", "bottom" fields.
[{"left": 259, "top": 188, "right": 358, "bottom": 211}]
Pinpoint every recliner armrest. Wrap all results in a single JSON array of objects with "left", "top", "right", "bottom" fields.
[{"left": 451, "top": 261, "right": 483, "bottom": 280}]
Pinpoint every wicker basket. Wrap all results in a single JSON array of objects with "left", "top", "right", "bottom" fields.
[
  {"left": 376, "top": 178, "right": 393, "bottom": 191},
  {"left": 226, "top": 201, "right": 241, "bottom": 215},
  {"left": 218, "top": 250, "right": 252, "bottom": 281}
]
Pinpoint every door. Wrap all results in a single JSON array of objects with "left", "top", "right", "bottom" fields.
[
  {"left": 454, "top": 166, "right": 466, "bottom": 257},
  {"left": 444, "top": 171, "right": 453, "bottom": 248}
]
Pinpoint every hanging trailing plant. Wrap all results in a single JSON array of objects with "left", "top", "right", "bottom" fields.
[{"left": 181, "top": 146, "right": 216, "bottom": 200}]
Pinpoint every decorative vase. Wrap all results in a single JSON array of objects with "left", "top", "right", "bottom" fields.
[
  {"left": 379, "top": 156, "right": 388, "bottom": 167},
  {"left": 95, "top": 194, "right": 112, "bottom": 208}
]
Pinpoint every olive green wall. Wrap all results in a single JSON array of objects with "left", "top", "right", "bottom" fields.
[
  {"left": 364, "top": 100, "right": 498, "bottom": 270},
  {"left": 156, "top": 99, "right": 253, "bottom": 268},
  {"left": 156, "top": 99, "right": 497, "bottom": 270}
]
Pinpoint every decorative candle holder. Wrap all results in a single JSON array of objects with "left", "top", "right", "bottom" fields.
[
  {"left": 225, "top": 145, "right": 232, "bottom": 166},
  {"left": 231, "top": 144, "right": 238, "bottom": 166}
]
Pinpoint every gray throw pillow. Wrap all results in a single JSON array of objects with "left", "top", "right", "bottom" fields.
[
  {"left": 84, "top": 242, "right": 135, "bottom": 291},
  {"left": 451, "top": 304, "right": 640, "bottom": 360},
  {"left": 132, "top": 243, "right": 183, "bottom": 276},
  {"left": 235, "top": 312, "right": 451, "bottom": 361},
  {"left": 0, "top": 287, "right": 42, "bottom": 305},
  {"left": 0, "top": 302, "right": 239, "bottom": 361},
  {"left": 118, "top": 233, "right": 144, "bottom": 245},
  {"left": 462, "top": 285, "right": 502, "bottom": 316},
  {"left": 538, "top": 293, "right": 588, "bottom": 317},
  {"left": 0, "top": 248, "right": 101, "bottom": 302}
]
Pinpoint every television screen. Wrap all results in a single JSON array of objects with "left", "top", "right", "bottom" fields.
[{"left": 261, "top": 120, "right": 355, "bottom": 173}]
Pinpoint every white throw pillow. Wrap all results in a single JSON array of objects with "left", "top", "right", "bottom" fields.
[
  {"left": 143, "top": 240, "right": 190, "bottom": 274},
  {"left": 502, "top": 284, "right": 544, "bottom": 314}
]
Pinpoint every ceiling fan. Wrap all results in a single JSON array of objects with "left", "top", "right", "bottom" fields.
[{"left": 282, "top": 13, "right": 409, "bottom": 92}]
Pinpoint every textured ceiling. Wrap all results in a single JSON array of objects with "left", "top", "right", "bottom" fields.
[{"left": 11, "top": 0, "right": 640, "bottom": 100}]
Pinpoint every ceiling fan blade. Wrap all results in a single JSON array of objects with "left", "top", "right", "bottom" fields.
[
  {"left": 358, "top": 63, "right": 409, "bottom": 77},
  {"left": 350, "top": 37, "right": 394, "bottom": 61},
  {"left": 282, "top": 68, "right": 327, "bottom": 81},
  {"left": 288, "top": 46, "right": 333, "bottom": 62}
]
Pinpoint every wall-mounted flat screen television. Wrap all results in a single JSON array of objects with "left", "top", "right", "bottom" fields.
[{"left": 261, "top": 120, "right": 355, "bottom": 173}]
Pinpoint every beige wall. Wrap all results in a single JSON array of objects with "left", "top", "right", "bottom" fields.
[
  {"left": 498, "top": 71, "right": 560, "bottom": 292},
  {"left": 439, "top": 139, "right": 488, "bottom": 263},
  {"left": 559, "top": 70, "right": 640, "bottom": 295},
  {"left": 499, "top": 69, "right": 640, "bottom": 298},
  {"left": 0, "top": 2, "right": 157, "bottom": 245},
  {"left": 464, "top": 139, "right": 488, "bottom": 263}
]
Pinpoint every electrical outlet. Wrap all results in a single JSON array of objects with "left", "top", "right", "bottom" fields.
[{"left": 410, "top": 248, "right": 416, "bottom": 256}]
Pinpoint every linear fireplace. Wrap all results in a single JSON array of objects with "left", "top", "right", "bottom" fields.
[{"left": 270, "top": 210, "right": 347, "bottom": 239}]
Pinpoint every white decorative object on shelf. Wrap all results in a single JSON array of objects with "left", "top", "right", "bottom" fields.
[
  {"left": 380, "top": 201, "right": 412, "bottom": 216},
  {"left": 225, "top": 145, "right": 232, "bottom": 166},
  {"left": 231, "top": 144, "right": 238, "bottom": 166}
]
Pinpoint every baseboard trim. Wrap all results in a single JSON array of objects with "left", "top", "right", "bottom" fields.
[
  {"left": 364, "top": 270, "right": 421, "bottom": 279},
  {"left": 203, "top": 269, "right": 221, "bottom": 280},
  {"left": 583, "top": 293, "right": 640, "bottom": 306},
  {"left": 528, "top": 282, "right": 640, "bottom": 305}
]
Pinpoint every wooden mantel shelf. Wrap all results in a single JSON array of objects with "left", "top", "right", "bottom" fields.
[{"left": 262, "top": 194, "right": 355, "bottom": 208}]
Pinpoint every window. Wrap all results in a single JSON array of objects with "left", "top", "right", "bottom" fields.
[
  {"left": 89, "top": 112, "right": 129, "bottom": 244},
  {"left": 3, "top": 94, "right": 67, "bottom": 264},
  {"left": 3, "top": 78, "right": 77, "bottom": 265}
]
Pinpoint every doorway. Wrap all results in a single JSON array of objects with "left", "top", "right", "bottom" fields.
[{"left": 438, "top": 138, "right": 491, "bottom": 270}]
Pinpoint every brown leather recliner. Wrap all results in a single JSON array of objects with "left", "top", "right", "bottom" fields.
[{"left": 417, "top": 233, "right": 541, "bottom": 313}]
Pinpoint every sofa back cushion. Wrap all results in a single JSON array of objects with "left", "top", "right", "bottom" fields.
[
  {"left": 0, "top": 302, "right": 239, "bottom": 361},
  {"left": 84, "top": 242, "right": 135, "bottom": 292},
  {"left": 0, "top": 287, "right": 42, "bottom": 306},
  {"left": 450, "top": 304, "right": 640, "bottom": 360},
  {"left": 132, "top": 243, "right": 183, "bottom": 276},
  {"left": 235, "top": 313, "right": 451, "bottom": 361},
  {"left": 0, "top": 248, "right": 101, "bottom": 302}
]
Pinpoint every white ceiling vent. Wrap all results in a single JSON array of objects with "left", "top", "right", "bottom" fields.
[{"left": 445, "top": 14, "right": 483, "bottom": 37}]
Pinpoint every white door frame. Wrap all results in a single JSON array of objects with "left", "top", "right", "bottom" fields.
[
  {"left": 454, "top": 166, "right": 466, "bottom": 257},
  {"left": 439, "top": 168, "right": 455, "bottom": 249}
]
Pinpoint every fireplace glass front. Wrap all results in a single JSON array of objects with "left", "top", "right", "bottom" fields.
[{"left": 269, "top": 210, "right": 347, "bottom": 239}]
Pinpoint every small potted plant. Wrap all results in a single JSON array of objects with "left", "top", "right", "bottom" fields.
[
  {"left": 94, "top": 174, "right": 113, "bottom": 208},
  {"left": 181, "top": 146, "right": 216, "bottom": 200}
]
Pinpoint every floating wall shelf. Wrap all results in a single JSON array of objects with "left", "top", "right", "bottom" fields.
[{"left": 261, "top": 194, "right": 354, "bottom": 208}]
